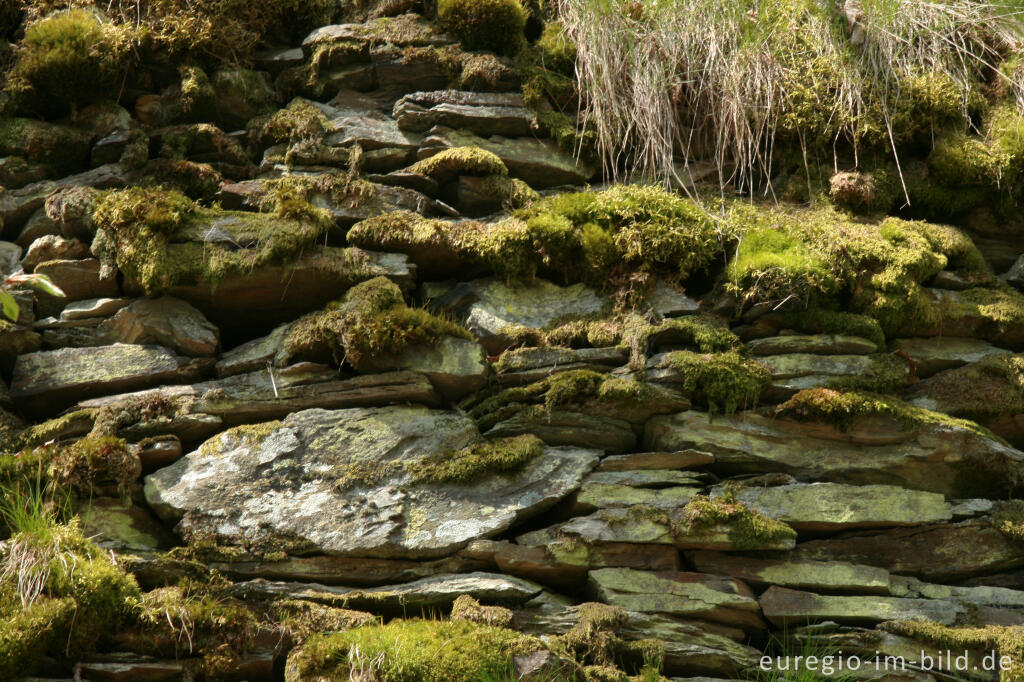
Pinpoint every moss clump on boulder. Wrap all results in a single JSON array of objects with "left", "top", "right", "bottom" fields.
[
  {"left": 5, "top": 9, "right": 122, "bottom": 118},
  {"left": 880, "top": 621, "right": 1024, "bottom": 681},
  {"left": 774, "top": 387, "right": 995, "bottom": 437},
  {"left": 90, "top": 186, "right": 333, "bottom": 294},
  {"left": 777, "top": 309, "right": 886, "bottom": 352},
  {"left": 249, "top": 97, "right": 328, "bottom": 146},
  {"left": 286, "top": 618, "right": 544, "bottom": 682},
  {"left": 120, "top": 581, "right": 261, "bottom": 678},
  {"left": 407, "top": 146, "right": 509, "bottom": 183},
  {"left": 521, "top": 184, "right": 728, "bottom": 286},
  {"left": 438, "top": 0, "right": 526, "bottom": 56},
  {"left": 910, "top": 354, "right": 1024, "bottom": 424},
  {"left": 284, "top": 276, "right": 472, "bottom": 368},
  {"left": 0, "top": 520, "right": 141, "bottom": 679},
  {"left": 450, "top": 594, "right": 514, "bottom": 628},
  {"left": 659, "top": 350, "right": 770, "bottom": 415},
  {"left": 406, "top": 434, "right": 544, "bottom": 484},
  {"left": 726, "top": 202, "right": 988, "bottom": 337},
  {"left": 0, "top": 117, "right": 92, "bottom": 175},
  {"left": 681, "top": 488, "right": 797, "bottom": 551}
]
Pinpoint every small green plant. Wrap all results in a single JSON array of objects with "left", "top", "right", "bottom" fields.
[
  {"left": 757, "top": 627, "right": 858, "bottom": 682},
  {"left": 437, "top": 0, "right": 526, "bottom": 56},
  {"left": 0, "top": 273, "right": 64, "bottom": 322}
]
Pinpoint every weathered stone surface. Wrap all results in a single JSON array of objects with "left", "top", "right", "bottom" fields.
[
  {"left": 791, "top": 518, "right": 1024, "bottom": 581},
  {"left": 589, "top": 568, "right": 766, "bottom": 633},
  {"left": 77, "top": 658, "right": 186, "bottom": 682},
  {"left": 485, "top": 409, "right": 638, "bottom": 453},
  {"left": 596, "top": 450, "right": 716, "bottom": 471},
  {"left": 96, "top": 296, "right": 220, "bottom": 357},
  {"left": 365, "top": 336, "right": 489, "bottom": 401},
  {"left": 154, "top": 247, "right": 415, "bottom": 335},
  {"left": 0, "top": 163, "right": 138, "bottom": 233},
  {"left": 726, "top": 482, "right": 953, "bottom": 531},
  {"left": 229, "top": 572, "right": 542, "bottom": 613},
  {"left": 574, "top": 481, "right": 699, "bottom": 512},
  {"left": 77, "top": 499, "right": 179, "bottom": 556},
  {"left": 447, "top": 278, "right": 607, "bottom": 353},
  {"left": 758, "top": 353, "right": 909, "bottom": 396},
  {"left": 418, "top": 126, "right": 593, "bottom": 188},
  {"left": 493, "top": 346, "right": 628, "bottom": 385},
  {"left": 912, "top": 287, "right": 1024, "bottom": 349},
  {"left": 687, "top": 552, "right": 891, "bottom": 594},
  {"left": 759, "top": 586, "right": 972, "bottom": 627},
  {"left": 488, "top": 539, "right": 680, "bottom": 590},
  {"left": 212, "top": 552, "right": 493, "bottom": 587},
  {"left": 644, "top": 410, "right": 1024, "bottom": 497},
  {"left": 647, "top": 280, "right": 701, "bottom": 318},
  {"left": 11, "top": 343, "right": 204, "bottom": 414},
  {"left": 394, "top": 90, "right": 537, "bottom": 137},
  {"left": 324, "top": 112, "right": 423, "bottom": 151},
  {"left": 519, "top": 603, "right": 761, "bottom": 677},
  {"left": 892, "top": 336, "right": 1012, "bottom": 377},
  {"left": 33, "top": 258, "right": 119, "bottom": 314},
  {"left": 747, "top": 334, "right": 878, "bottom": 356},
  {"left": 79, "top": 366, "right": 439, "bottom": 425},
  {"left": 60, "top": 297, "right": 131, "bottom": 320},
  {"left": 145, "top": 406, "right": 599, "bottom": 558},
  {"left": 518, "top": 507, "right": 797, "bottom": 552}
]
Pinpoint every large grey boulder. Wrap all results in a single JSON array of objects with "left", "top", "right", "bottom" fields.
[{"left": 145, "top": 406, "right": 599, "bottom": 558}]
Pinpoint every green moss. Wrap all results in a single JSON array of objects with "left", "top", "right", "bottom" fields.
[
  {"left": 437, "top": 0, "right": 526, "bottom": 56},
  {"left": 942, "top": 286, "right": 1024, "bottom": 335},
  {"left": 5, "top": 10, "right": 121, "bottom": 118},
  {"left": 993, "top": 501, "right": 1024, "bottom": 544},
  {"left": 289, "top": 618, "right": 543, "bottom": 681},
  {"left": 285, "top": 277, "right": 472, "bottom": 369},
  {"left": 406, "top": 434, "right": 544, "bottom": 484},
  {"left": 142, "top": 159, "right": 224, "bottom": 200},
  {"left": 198, "top": 421, "right": 283, "bottom": 458},
  {"left": 522, "top": 185, "right": 729, "bottom": 286},
  {"left": 659, "top": 350, "right": 769, "bottom": 415},
  {"left": 681, "top": 488, "right": 797, "bottom": 551},
  {"left": 0, "top": 520, "right": 141, "bottom": 678},
  {"left": 450, "top": 594, "right": 514, "bottom": 628},
  {"left": 828, "top": 168, "right": 901, "bottom": 215},
  {"left": 177, "top": 65, "right": 218, "bottom": 121},
  {"left": 267, "top": 599, "right": 375, "bottom": 642},
  {"left": 0, "top": 117, "right": 91, "bottom": 175},
  {"left": 880, "top": 621, "right": 1024, "bottom": 681},
  {"left": 778, "top": 309, "right": 885, "bottom": 351},
  {"left": 49, "top": 435, "right": 139, "bottom": 497},
  {"left": 910, "top": 354, "right": 1024, "bottom": 424},
  {"left": 775, "top": 387, "right": 995, "bottom": 438},
  {"left": 825, "top": 353, "right": 909, "bottom": 393},
  {"left": 91, "top": 186, "right": 333, "bottom": 294},
  {"left": 407, "top": 146, "right": 509, "bottom": 183},
  {"left": 537, "top": 21, "right": 576, "bottom": 76},
  {"left": 123, "top": 582, "right": 260, "bottom": 678},
  {"left": 727, "top": 202, "right": 987, "bottom": 337},
  {"left": 552, "top": 602, "right": 663, "bottom": 675},
  {"left": 250, "top": 97, "right": 328, "bottom": 146}
]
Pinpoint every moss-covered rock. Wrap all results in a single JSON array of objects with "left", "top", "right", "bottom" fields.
[
  {"left": 285, "top": 618, "right": 544, "bottom": 682},
  {"left": 5, "top": 9, "right": 123, "bottom": 118},
  {"left": 0, "top": 117, "right": 91, "bottom": 176},
  {"left": 0, "top": 520, "right": 140, "bottom": 679},
  {"left": 438, "top": 0, "right": 526, "bottom": 56}
]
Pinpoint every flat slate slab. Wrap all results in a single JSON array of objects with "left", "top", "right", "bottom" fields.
[
  {"left": 11, "top": 343, "right": 203, "bottom": 414},
  {"left": 145, "top": 406, "right": 599, "bottom": 559}
]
